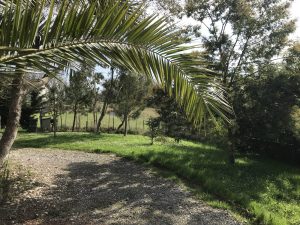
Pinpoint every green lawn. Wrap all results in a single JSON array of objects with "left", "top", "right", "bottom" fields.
[
  {"left": 13, "top": 132, "right": 300, "bottom": 225},
  {"left": 36, "top": 108, "right": 158, "bottom": 133}
]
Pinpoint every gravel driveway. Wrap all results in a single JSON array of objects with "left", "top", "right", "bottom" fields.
[{"left": 1, "top": 148, "right": 241, "bottom": 225}]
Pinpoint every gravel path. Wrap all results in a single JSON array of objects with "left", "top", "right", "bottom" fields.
[{"left": 1, "top": 148, "right": 241, "bottom": 225}]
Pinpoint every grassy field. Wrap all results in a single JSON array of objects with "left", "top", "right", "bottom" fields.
[
  {"left": 13, "top": 132, "right": 300, "bottom": 225},
  {"left": 36, "top": 108, "right": 158, "bottom": 133}
]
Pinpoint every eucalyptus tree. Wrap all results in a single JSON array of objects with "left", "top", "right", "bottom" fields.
[
  {"left": 0, "top": 0, "right": 231, "bottom": 165},
  {"left": 112, "top": 69, "right": 152, "bottom": 136},
  {"left": 65, "top": 67, "right": 93, "bottom": 132},
  {"left": 89, "top": 71, "right": 104, "bottom": 131},
  {"left": 96, "top": 66, "right": 115, "bottom": 133},
  {"left": 185, "top": 0, "right": 296, "bottom": 85}
]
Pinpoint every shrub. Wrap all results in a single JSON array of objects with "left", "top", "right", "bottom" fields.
[{"left": 146, "top": 118, "right": 161, "bottom": 144}]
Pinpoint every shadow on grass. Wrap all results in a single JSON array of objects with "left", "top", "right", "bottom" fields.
[
  {"left": 0, "top": 158, "right": 238, "bottom": 225},
  {"left": 137, "top": 149, "right": 300, "bottom": 224}
]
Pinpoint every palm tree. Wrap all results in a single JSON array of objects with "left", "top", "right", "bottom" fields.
[{"left": 0, "top": 0, "right": 232, "bottom": 165}]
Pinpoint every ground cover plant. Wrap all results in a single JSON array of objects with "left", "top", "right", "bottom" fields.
[{"left": 14, "top": 132, "right": 300, "bottom": 225}]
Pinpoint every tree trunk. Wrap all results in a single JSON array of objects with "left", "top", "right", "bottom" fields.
[
  {"left": 96, "top": 101, "right": 108, "bottom": 133},
  {"left": 78, "top": 113, "right": 81, "bottom": 130},
  {"left": 0, "top": 76, "right": 25, "bottom": 166},
  {"left": 124, "top": 114, "right": 128, "bottom": 136},
  {"left": 96, "top": 66, "right": 115, "bottom": 133},
  {"left": 72, "top": 103, "right": 77, "bottom": 132},
  {"left": 93, "top": 111, "right": 96, "bottom": 131},
  {"left": 60, "top": 114, "right": 63, "bottom": 130},
  {"left": 53, "top": 112, "right": 57, "bottom": 138},
  {"left": 117, "top": 117, "right": 125, "bottom": 131}
]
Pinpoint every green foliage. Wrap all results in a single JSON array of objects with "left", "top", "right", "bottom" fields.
[
  {"left": 0, "top": 0, "right": 232, "bottom": 127},
  {"left": 0, "top": 87, "right": 41, "bottom": 132},
  {"left": 65, "top": 67, "right": 94, "bottom": 111},
  {"left": 111, "top": 69, "right": 152, "bottom": 131},
  {"left": 185, "top": 0, "right": 295, "bottom": 84},
  {"left": 147, "top": 88, "right": 192, "bottom": 142},
  {"left": 233, "top": 70, "right": 300, "bottom": 163},
  {"left": 14, "top": 132, "right": 300, "bottom": 225},
  {"left": 20, "top": 90, "right": 41, "bottom": 132},
  {"left": 146, "top": 117, "right": 160, "bottom": 144}
]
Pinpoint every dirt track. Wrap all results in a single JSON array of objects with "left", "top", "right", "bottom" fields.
[{"left": 1, "top": 148, "right": 241, "bottom": 225}]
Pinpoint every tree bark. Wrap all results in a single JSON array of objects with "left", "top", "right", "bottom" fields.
[
  {"left": 96, "top": 66, "right": 115, "bottom": 133},
  {"left": 116, "top": 117, "right": 125, "bottom": 131},
  {"left": 0, "top": 76, "right": 25, "bottom": 166},
  {"left": 53, "top": 112, "right": 57, "bottom": 137},
  {"left": 124, "top": 114, "right": 128, "bottom": 136},
  {"left": 96, "top": 101, "right": 108, "bottom": 133},
  {"left": 72, "top": 103, "right": 77, "bottom": 132}
]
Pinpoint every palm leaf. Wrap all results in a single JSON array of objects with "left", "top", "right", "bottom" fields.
[{"left": 0, "top": 0, "right": 233, "bottom": 127}]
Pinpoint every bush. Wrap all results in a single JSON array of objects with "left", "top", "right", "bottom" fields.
[
  {"left": 146, "top": 118, "right": 161, "bottom": 144},
  {"left": 233, "top": 72, "right": 300, "bottom": 163}
]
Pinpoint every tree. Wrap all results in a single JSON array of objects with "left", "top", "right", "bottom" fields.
[
  {"left": 233, "top": 68, "right": 300, "bottom": 163},
  {"left": 47, "top": 80, "right": 65, "bottom": 137},
  {"left": 20, "top": 90, "right": 41, "bottom": 132},
  {"left": 185, "top": 0, "right": 295, "bottom": 84},
  {"left": 112, "top": 69, "right": 152, "bottom": 136},
  {"left": 0, "top": 0, "right": 231, "bottom": 165},
  {"left": 146, "top": 117, "right": 161, "bottom": 144},
  {"left": 183, "top": 0, "right": 295, "bottom": 163},
  {"left": 96, "top": 66, "right": 116, "bottom": 133},
  {"left": 65, "top": 67, "right": 93, "bottom": 132},
  {"left": 89, "top": 71, "right": 104, "bottom": 131},
  {"left": 148, "top": 88, "right": 192, "bottom": 142}
]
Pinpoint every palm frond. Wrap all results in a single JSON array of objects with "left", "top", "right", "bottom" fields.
[{"left": 0, "top": 0, "right": 233, "bottom": 126}]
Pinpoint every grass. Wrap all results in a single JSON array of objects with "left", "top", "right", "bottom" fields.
[
  {"left": 37, "top": 107, "right": 158, "bottom": 133},
  {"left": 13, "top": 132, "right": 300, "bottom": 225}
]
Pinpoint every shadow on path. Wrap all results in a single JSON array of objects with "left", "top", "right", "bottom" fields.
[{"left": 0, "top": 153, "right": 239, "bottom": 225}]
